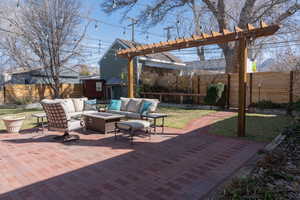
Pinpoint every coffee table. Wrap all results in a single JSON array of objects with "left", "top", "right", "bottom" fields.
[{"left": 82, "top": 112, "right": 125, "bottom": 134}]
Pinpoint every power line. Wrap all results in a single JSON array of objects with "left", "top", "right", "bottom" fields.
[{"left": 79, "top": 15, "right": 165, "bottom": 39}]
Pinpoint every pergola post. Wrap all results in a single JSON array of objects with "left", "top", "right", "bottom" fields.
[
  {"left": 237, "top": 37, "right": 248, "bottom": 137},
  {"left": 127, "top": 56, "right": 134, "bottom": 98}
]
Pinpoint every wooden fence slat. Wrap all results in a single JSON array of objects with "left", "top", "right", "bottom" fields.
[
  {"left": 139, "top": 71, "right": 298, "bottom": 107},
  {"left": 290, "top": 71, "right": 294, "bottom": 104},
  {"left": 227, "top": 74, "right": 231, "bottom": 108},
  {"left": 249, "top": 73, "right": 253, "bottom": 105},
  {"left": 3, "top": 83, "right": 83, "bottom": 104}
]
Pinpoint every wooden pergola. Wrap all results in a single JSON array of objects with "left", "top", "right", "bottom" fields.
[{"left": 117, "top": 21, "right": 280, "bottom": 137}]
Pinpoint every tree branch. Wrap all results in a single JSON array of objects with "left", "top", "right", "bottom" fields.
[{"left": 275, "top": 3, "right": 300, "bottom": 23}]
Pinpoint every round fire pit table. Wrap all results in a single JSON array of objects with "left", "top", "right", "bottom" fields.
[{"left": 2, "top": 116, "right": 25, "bottom": 133}]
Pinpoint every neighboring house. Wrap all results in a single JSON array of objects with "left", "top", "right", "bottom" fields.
[
  {"left": 0, "top": 72, "right": 11, "bottom": 87},
  {"left": 5, "top": 66, "right": 80, "bottom": 84},
  {"left": 184, "top": 58, "right": 226, "bottom": 74},
  {"left": 99, "top": 38, "right": 186, "bottom": 99}
]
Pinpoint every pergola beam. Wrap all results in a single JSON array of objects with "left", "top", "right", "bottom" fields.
[{"left": 118, "top": 23, "right": 280, "bottom": 58}]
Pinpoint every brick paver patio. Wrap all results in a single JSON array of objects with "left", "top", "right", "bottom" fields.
[{"left": 0, "top": 112, "right": 264, "bottom": 200}]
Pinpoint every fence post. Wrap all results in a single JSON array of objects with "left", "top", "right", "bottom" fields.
[
  {"left": 197, "top": 75, "right": 201, "bottom": 104},
  {"left": 226, "top": 74, "right": 231, "bottom": 109},
  {"left": 176, "top": 76, "right": 178, "bottom": 103},
  {"left": 3, "top": 84, "right": 6, "bottom": 104},
  {"left": 249, "top": 73, "right": 253, "bottom": 105},
  {"left": 289, "top": 71, "right": 294, "bottom": 104}
]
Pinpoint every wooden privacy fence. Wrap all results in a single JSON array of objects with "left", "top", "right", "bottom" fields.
[
  {"left": 140, "top": 71, "right": 300, "bottom": 107},
  {"left": 2, "top": 84, "right": 83, "bottom": 104}
]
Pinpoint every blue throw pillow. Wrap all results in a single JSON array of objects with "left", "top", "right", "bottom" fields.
[
  {"left": 108, "top": 99, "right": 121, "bottom": 111},
  {"left": 85, "top": 99, "right": 97, "bottom": 105},
  {"left": 140, "top": 101, "right": 152, "bottom": 114}
]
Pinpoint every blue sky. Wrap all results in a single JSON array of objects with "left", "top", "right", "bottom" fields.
[
  {"left": 81, "top": 0, "right": 201, "bottom": 67},
  {"left": 80, "top": 0, "right": 290, "bottom": 68}
]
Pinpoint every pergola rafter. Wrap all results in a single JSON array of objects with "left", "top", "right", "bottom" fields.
[{"left": 117, "top": 21, "right": 280, "bottom": 137}]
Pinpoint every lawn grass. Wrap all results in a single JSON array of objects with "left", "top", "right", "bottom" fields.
[
  {"left": 0, "top": 107, "right": 290, "bottom": 142},
  {"left": 0, "top": 108, "right": 43, "bottom": 131},
  {"left": 157, "top": 106, "right": 215, "bottom": 129},
  {"left": 210, "top": 113, "right": 293, "bottom": 142}
]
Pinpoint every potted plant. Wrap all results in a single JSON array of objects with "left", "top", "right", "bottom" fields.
[{"left": 2, "top": 115, "right": 25, "bottom": 133}]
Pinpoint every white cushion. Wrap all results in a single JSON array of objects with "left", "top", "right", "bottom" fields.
[
  {"left": 126, "top": 112, "right": 141, "bottom": 119},
  {"left": 67, "top": 119, "right": 82, "bottom": 131},
  {"left": 56, "top": 99, "right": 75, "bottom": 113},
  {"left": 41, "top": 99, "right": 60, "bottom": 104},
  {"left": 116, "top": 120, "right": 150, "bottom": 131},
  {"left": 120, "top": 97, "right": 130, "bottom": 111},
  {"left": 126, "top": 99, "right": 142, "bottom": 113},
  {"left": 72, "top": 98, "right": 88, "bottom": 112}
]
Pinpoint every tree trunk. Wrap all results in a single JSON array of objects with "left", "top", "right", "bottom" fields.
[
  {"left": 221, "top": 43, "right": 238, "bottom": 73},
  {"left": 191, "top": 0, "right": 205, "bottom": 61},
  {"left": 52, "top": 78, "right": 61, "bottom": 98},
  {"left": 196, "top": 46, "right": 205, "bottom": 61}
]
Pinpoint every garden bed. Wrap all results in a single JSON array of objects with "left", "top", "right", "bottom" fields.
[
  {"left": 248, "top": 107, "right": 287, "bottom": 115},
  {"left": 213, "top": 121, "right": 300, "bottom": 199},
  {"left": 159, "top": 103, "right": 224, "bottom": 111}
]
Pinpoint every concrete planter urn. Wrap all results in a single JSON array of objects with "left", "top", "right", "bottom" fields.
[{"left": 2, "top": 116, "right": 25, "bottom": 133}]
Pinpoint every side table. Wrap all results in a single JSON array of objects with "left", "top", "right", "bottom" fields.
[
  {"left": 32, "top": 113, "right": 47, "bottom": 133},
  {"left": 142, "top": 113, "right": 168, "bottom": 134}
]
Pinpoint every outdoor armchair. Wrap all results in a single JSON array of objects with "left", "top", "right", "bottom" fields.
[{"left": 41, "top": 100, "right": 82, "bottom": 142}]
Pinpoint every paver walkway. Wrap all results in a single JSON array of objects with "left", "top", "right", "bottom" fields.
[{"left": 0, "top": 112, "right": 265, "bottom": 200}]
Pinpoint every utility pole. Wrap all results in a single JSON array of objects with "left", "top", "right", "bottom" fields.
[
  {"left": 128, "top": 17, "right": 138, "bottom": 42},
  {"left": 164, "top": 26, "right": 174, "bottom": 41},
  {"left": 98, "top": 40, "right": 101, "bottom": 55}
]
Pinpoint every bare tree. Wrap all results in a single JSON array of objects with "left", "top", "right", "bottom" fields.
[
  {"left": 270, "top": 48, "right": 300, "bottom": 71},
  {"left": 0, "top": 0, "right": 88, "bottom": 98},
  {"left": 101, "top": 0, "right": 300, "bottom": 73}
]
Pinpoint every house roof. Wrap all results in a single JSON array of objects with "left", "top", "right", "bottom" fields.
[
  {"left": 185, "top": 59, "right": 226, "bottom": 71},
  {"left": 7, "top": 66, "right": 80, "bottom": 76},
  {"left": 117, "top": 39, "right": 183, "bottom": 64},
  {"left": 80, "top": 75, "right": 101, "bottom": 80},
  {"left": 6, "top": 66, "right": 44, "bottom": 75}
]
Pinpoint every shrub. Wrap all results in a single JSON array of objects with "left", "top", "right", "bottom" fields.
[
  {"left": 249, "top": 100, "right": 287, "bottom": 109},
  {"left": 291, "top": 100, "right": 300, "bottom": 111},
  {"left": 14, "top": 96, "right": 34, "bottom": 105},
  {"left": 204, "top": 83, "right": 226, "bottom": 106}
]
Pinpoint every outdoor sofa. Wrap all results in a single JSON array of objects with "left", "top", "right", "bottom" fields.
[{"left": 106, "top": 97, "right": 160, "bottom": 119}]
